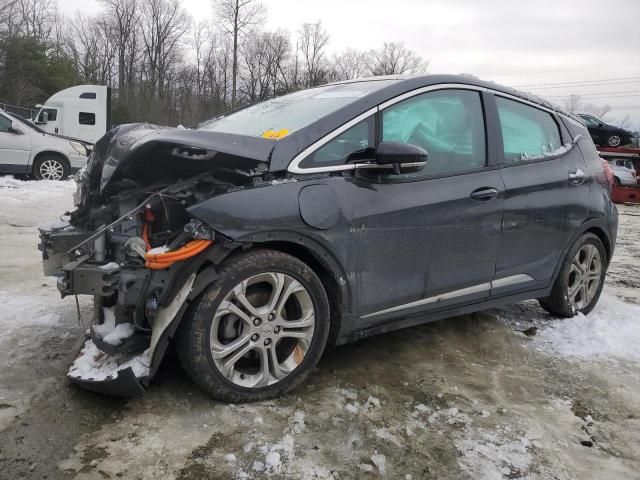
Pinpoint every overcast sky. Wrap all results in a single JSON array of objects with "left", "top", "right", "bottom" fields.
[{"left": 58, "top": 0, "right": 640, "bottom": 128}]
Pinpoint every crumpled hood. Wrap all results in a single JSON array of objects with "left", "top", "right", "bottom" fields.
[{"left": 86, "top": 123, "right": 275, "bottom": 196}]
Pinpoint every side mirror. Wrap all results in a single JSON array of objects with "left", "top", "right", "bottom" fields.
[
  {"left": 9, "top": 121, "right": 24, "bottom": 135},
  {"left": 41, "top": 111, "right": 49, "bottom": 124},
  {"left": 374, "top": 141, "right": 428, "bottom": 174}
]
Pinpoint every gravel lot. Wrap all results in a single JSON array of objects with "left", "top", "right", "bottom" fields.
[{"left": 1, "top": 176, "right": 639, "bottom": 480}]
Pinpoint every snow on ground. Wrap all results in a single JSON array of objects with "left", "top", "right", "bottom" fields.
[
  {"left": 0, "top": 289, "right": 67, "bottom": 342},
  {"left": 536, "top": 294, "right": 640, "bottom": 363},
  {"left": 0, "top": 176, "right": 75, "bottom": 204},
  {"left": 496, "top": 293, "right": 640, "bottom": 364}
]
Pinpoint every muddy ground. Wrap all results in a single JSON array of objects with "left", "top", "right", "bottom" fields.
[{"left": 0, "top": 178, "right": 639, "bottom": 480}]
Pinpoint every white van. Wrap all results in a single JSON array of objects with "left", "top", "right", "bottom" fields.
[
  {"left": 0, "top": 109, "right": 88, "bottom": 180},
  {"left": 34, "top": 85, "right": 111, "bottom": 144}
]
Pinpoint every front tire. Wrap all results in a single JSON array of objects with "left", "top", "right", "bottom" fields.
[
  {"left": 33, "top": 155, "right": 70, "bottom": 181},
  {"left": 539, "top": 233, "right": 607, "bottom": 317},
  {"left": 176, "top": 249, "right": 330, "bottom": 402}
]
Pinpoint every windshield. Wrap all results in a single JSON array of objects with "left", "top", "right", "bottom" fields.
[{"left": 198, "top": 80, "right": 397, "bottom": 138}]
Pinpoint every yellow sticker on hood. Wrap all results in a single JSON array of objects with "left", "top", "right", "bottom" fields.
[{"left": 262, "top": 129, "right": 289, "bottom": 139}]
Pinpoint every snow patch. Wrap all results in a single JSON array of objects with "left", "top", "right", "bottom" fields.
[
  {"left": 292, "top": 411, "right": 305, "bottom": 433},
  {"left": 37, "top": 217, "right": 70, "bottom": 232},
  {"left": 102, "top": 322, "right": 135, "bottom": 346},
  {"left": 375, "top": 427, "right": 402, "bottom": 447},
  {"left": 98, "top": 262, "right": 120, "bottom": 272},
  {"left": 93, "top": 307, "right": 116, "bottom": 338},
  {"left": 0, "top": 289, "right": 65, "bottom": 340},
  {"left": 271, "top": 178, "right": 298, "bottom": 185},
  {"left": 67, "top": 338, "right": 151, "bottom": 381},
  {"left": 371, "top": 451, "right": 386, "bottom": 474},
  {"left": 344, "top": 403, "right": 359, "bottom": 414},
  {"left": 455, "top": 431, "right": 533, "bottom": 480},
  {"left": 265, "top": 451, "right": 281, "bottom": 472},
  {"left": 0, "top": 176, "right": 75, "bottom": 204},
  {"left": 535, "top": 294, "right": 640, "bottom": 362},
  {"left": 520, "top": 142, "right": 572, "bottom": 161}
]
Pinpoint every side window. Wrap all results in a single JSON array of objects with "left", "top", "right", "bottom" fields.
[
  {"left": 381, "top": 89, "right": 486, "bottom": 176},
  {"left": 79, "top": 112, "right": 96, "bottom": 125},
  {"left": 80, "top": 92, "right": 96, "bottom": 99},
  {"left": 496, "top": 97, "right": 562, "bottom": 163},
  {"left": 38, "top": 108, "right": 57, "bottom": 122},
  {"left": 0, "top": 114, "right": 11, "bottom": 133},
  {"left": 300, "top": 116, "right": 373, "bottom": 168}
]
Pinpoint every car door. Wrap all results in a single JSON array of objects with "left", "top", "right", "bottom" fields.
[
  {"left": 492, "top": 95, "right": 589, "bottom": 297},
  {"left": 350, "top": 88, "right": 505, "bottom": 326},
  {"left": 0, "top": 113, "right": 32, "bottom": 172}
]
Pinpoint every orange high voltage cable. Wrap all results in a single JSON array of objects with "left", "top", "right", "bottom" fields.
[{"left": 145, "top": 239, "right": 212, "bottom": 270}]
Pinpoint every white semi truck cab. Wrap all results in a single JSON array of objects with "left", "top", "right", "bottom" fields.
[{"left": 34, "top": 85, "right": 111, "bottom": 144}]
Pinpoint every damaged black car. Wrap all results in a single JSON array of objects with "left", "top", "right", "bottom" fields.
[{"left": 39, "top": 75, "right": 618, "bottom": 402}]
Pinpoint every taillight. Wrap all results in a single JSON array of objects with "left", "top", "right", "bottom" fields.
[{"left": 599, "top": 158, "right": 614, "bottom": 192}]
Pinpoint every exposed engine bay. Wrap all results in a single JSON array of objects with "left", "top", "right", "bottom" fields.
[{"left": 38, "top": 124, "right": 275, "bottom": 394}]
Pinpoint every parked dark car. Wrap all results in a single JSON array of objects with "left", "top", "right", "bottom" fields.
[
  {"left": 578, "top": 113, "right": 634, "bottom": 147},
  {"left": 39, "top": 75, "right": 618, "bottom": 402}
]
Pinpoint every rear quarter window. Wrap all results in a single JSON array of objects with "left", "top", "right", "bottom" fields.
[{"left": 496, "top": 97, "right": 561, "bottom": 163}]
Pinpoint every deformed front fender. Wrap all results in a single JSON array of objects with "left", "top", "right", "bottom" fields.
[
  {"left": 186, "top": 180, "right": 356, "bottom": 338},
  {"left": 186, "top": 180, "right": 353, "bottom": 284}
]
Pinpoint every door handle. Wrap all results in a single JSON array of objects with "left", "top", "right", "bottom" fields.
[
  {"left": 568, "top": 168, "right": 585, "bottom": 185},
  {"left": 470, "top": 187, "right": 499, "bottom": 201}
]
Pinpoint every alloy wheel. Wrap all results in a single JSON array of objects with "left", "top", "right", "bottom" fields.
[
  {"left": 210, "top": 272, "right": 315, "bottom": 388},
  {"left": 608, "top": 135, "right": 622, "bottom": 147},
  {"left": 39, "top": 159, "right": 65, "bottom": 180},
  {"left": 567, "top": 244, "right": 602, "bottom": 310}
]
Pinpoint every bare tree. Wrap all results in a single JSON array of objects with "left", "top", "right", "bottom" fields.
[
  {"left": 264, "top": 29, "right": 290, "bottom": 96},
  {"left": 369, "top": 41, "right": 428, "bottom": 76},
  {"left": 298, "top": 21, "right": 329, "bottom": 87},
  {"left": 66, "top": 12, "right": 116, "bottom": 85},
  {"left": 564, "top": 94, "right": 613, "bottom": 119},
  {"left": 215, "top": 0, "right": 265, "bottom": 107},
  {"left": 99, "top": 0, "right": 140, "bottom": 98},
  {"left": 0, "top": 0, "right": 19, "bottom": 36},
  {"left": 617, "top": 114, "right": 633, "bottom": 129},
  {"left": 584, "top": 103, "right": 612, "bottom": 119},
  {"left": 330, "top": 48, "right": 369, "bottom": 81},
  {"left": 15, "top": 0, "right": 57, "bottom": 41},
  {"left": 563, "top": 94, "right": 582, "bottom": 113},
  {"left": 140, "top": 0, "right": 189, "bottom": 98}
]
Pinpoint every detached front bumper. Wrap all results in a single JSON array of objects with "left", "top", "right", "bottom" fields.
[
  {"left": 39, "top": 225, "right": 199, "bottom": 396},
  {"left": 68, "top": 338, "right": 148, "bottom": 395}
]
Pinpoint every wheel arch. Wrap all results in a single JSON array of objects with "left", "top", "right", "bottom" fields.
[
  {"left": 147, "top": 236, "right": 352, "bottom": 380},
  {"left": 32, "top": 150, "right": 70, "bottom": 172},
  {"left": 584, "top": 225, "right": 612, "bottom": 262},
  {"left": 549, "top": 218, "right": 614, "bottom": 290}
]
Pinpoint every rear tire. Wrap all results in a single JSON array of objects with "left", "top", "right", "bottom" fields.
[
  {"left": 606, "top": 134, "right": 622, "bottom": 147},
  {"left": 539, "top": 233, "right": 607, "bottom": 317},
  {"left": 33, "top": 155, "right": 70, "bottom": 181},
  {"left": 176, "top": 249, "right": 330, "bottom": 402}
]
